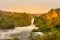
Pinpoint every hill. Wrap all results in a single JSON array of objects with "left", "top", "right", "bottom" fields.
[{"left": 34, "top": 8, "right": 60, "bottom": 32}]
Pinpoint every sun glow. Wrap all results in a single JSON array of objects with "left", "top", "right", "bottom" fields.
[{"left": 1, "top": 6, "right": 50, "bottom": 14}]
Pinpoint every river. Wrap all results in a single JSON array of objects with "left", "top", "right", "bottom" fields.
[{"left": 0, "top": 25, "right": 38, "bottom": 40}]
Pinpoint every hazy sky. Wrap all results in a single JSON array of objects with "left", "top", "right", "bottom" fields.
[{"left": 0, "top": 0, "right": 60, "bottom": 14}]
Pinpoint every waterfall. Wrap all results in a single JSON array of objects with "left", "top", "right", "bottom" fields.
[{"left": 31, "top": 17, "right": 34, "bottom": 26}]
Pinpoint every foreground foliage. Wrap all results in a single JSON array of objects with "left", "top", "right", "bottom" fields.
[
  {"left": 29, "top": 30, "right": 60, "bottom": 40},
  {"left": 5, "top": 37, "right": 20, "bottom": 40}
]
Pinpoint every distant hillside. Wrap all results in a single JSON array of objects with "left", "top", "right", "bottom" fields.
[{"left": 34, "top": 8, "right": 60, "bottom": 27}]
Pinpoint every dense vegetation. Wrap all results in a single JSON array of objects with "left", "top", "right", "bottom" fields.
[
  {"left": 29, "top": 31, "right": 60, "bottom": 40},
  {"left": 31, "top": 8, "right": 60, "bottom": 40},
  {"left": 34, "top": 8, "right": 60, "bottom": 32},
  {"left": 0, "top": 10, "right": 33, "bottom": 29},
  {"left": 5, "top": 37, "right": 20, "bottom": 40}
]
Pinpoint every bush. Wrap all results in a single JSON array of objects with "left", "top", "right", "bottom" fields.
[
  {"left": 5, "top": 37, "right": 20, "bottom": 40},
  {"left": 11, "top": 37, "right": 19, "bottom": 40},
  {"left": 32, "top": 28, "right": 39, "bottom": 32},
  {"left": 39, "top": 26, "right": 51, "bottom": 33},
  {"left": 29, "top": 31, "right": 60, "bottom": 40},
  {"left": 6, "top": 24, "right": 15, "bottom": 29},
  {"left": 53, "top": 23, "right": 60, "bottom": 31}
]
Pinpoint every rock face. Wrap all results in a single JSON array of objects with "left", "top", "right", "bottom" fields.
[
  {"left": 45, "top": 9, "right": 59, "bottom": 20},
  {"left": 45, "top": 8, "right": 60, "bottom": 26}
]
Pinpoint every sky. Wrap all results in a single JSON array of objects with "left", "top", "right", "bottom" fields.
[{"left": 0, "top": 0, "right": 60, "bottom": 14}]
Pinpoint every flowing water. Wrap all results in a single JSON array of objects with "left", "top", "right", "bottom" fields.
[
  {"left": 0, "top": 18, "right": 36, "bottom": 40},
  {"left": 0, "top": 25, "right": 38, "bottom": 40}
]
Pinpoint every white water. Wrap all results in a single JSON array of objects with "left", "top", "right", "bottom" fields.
[
  {"left": 0, "top": 25, "right": 38, "bottom": 40},
  {"left": 0, "top": 18, "right": 38, "bottom": 40},
  {"left": 31, "top": 17, "right": 34, "bottom": 25}
]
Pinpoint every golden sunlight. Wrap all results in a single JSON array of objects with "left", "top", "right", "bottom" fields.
[{"left": 1, "top": 6, "right": 50, "bottom": 14}]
